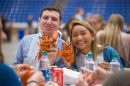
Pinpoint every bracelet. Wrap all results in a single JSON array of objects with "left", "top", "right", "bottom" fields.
[{"left": 27, "top": 80, "right": 39, "bottom": 85}]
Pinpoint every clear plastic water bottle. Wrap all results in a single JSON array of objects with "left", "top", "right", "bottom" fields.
[
  {"left": 84, "top": 53, "right": 95, "bottom": 70},
  {"left": 39, "top": 51, "right": 50, "bottom": 82},
  {"left": 109, "top": 54, "right": 120, "bottom": 72},
  {"left": 83, "top": 55, "right": 88, "bottom": 63}
]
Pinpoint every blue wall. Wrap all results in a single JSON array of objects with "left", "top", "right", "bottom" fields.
[{"left": 62, "top": 0, "right": 130, "bottom": 24}]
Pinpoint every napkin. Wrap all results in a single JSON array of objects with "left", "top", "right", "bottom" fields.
[{"left": 63, "top": 68, "right": 80, "bottom": 84}]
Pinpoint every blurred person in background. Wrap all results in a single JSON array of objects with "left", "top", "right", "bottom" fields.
[
  {"left": 126, "top": 23, "right": 130, "bottom": 34},
  {"left": 75, "top": 67, "right": 112, "bottom": 86},
  {"left": 74, "top": 7, "right": 84, "bottom": 20},
  {"left": 0, "top": 17, "right": 7, "bottom": 44},
  {"left": 103, "top": 71, "right": 130, "bottom": 86},
  {"left": 1, "top": 28, "right": 7, "bottom": 43},
  {"left": 126, "top": 23, "right": 130, "bottom": 44},
  {"left": 1, "top": 15, "right": 6, "bottom": 35},
  {"left": 63, "top": 20, "right": 123, "bottom": 71},
  {"left": 90, "top": 14, "right": 105, "bottom": 33},
  {"left": 97, "top": 14, "right": 130, "bottom": 63},
  {"left": 1, "top": 15, "right": 12, "bottom": 42},
  {"left": 27, "top": 14, "right": 33, "bottom": 34},
  {"left": 61, "top": 17, "right": 78, "bottom": 43},
  {"left": 75, "top": 67, "right": 130, "bottom": 86},
  {"left": 84, "top": 13, "right": 92, "bottom": 24},
  {"left": 124, "top": 25, "right": 128, "bottom": 33}
]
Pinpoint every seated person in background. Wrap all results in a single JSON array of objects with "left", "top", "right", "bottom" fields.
[
  {"left": 74, "top": 7, "right": 84, "bottom": 20},
  {"left": 126, "top": 23, "right": 130, "bottom": 33},
  {"left": 90, "top": 14, "right": 105, "bottom": 33},
  {"left": 63, "top": 20, "right": 123, "bottom": 71},
  {"left": 61, "top": 17, "right": 78, "bottom": 43},
  {"left": 84, "top": 13, "right": 92, "bottom": 24},
  {"left": 0, "top": 17, "right": 7, "bottom": 43},
  {"left": 13, "top": 6, "right": 67, "bottom": 70},
  {"left": 96, "top": 14, "right": 130, "bottom": 62}
]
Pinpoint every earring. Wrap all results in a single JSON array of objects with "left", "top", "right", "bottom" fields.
[
  {"left": 92, "top": 39, "right": 94, "bottom": 42},
  {"left": 92, "top": 39, "right": 94, "bottom": 44}
]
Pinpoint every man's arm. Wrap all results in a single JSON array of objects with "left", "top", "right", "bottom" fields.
[
  {"left": 12, "top": 39, "right": 24, "bottom": 65},
  {"left": 12, "top": 35, "right": 34, "bottom": 66}
]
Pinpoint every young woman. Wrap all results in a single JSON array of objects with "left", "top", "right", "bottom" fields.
[
  {"left": 90, "top": 14, "right": 105, "bottom": 33},
  {"left": 61, "top": 17, "right": 78, "bottom": 43},
  {"left": 97, "top": 14, "right": 130, "bottom": 62},
  {"left": 65, "top": 20, "right": 123, "bottom": 71}
]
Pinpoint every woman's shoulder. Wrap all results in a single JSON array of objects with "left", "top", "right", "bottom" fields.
[
  {"left": 0, "top": 63, "right": 15, "bottom": 75},
  {"left": 96, "top": 30, "right": 104, "bottom": 39},
  {"left": 104, "top": 45, "right": 119, "bottom": 56},
  {"left": 120, "top": 32, "right": 130, "bottom": 41},
  {"left": 0, "top": 63, "right": 22, "bottom": 86},
  {"left": 104, "top": 45, "right": 115, "bottom": 52},
  {"left": 97, "top": 30, "right": 104, "bottom": 35}
]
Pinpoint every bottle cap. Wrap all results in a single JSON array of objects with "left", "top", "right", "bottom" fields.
[
  {"left": 42, "top": 51, "right": 47, "bottom": 55},
  {"left": 112, "top": 54, "right": 117, "bottom": 58},
  {"left": 88, "top": 53, "right": 93, "bottom": 57}
]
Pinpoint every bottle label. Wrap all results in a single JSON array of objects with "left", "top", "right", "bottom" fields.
[
  {"left": 40, "top": 70, "right": 49, "bottom": 82},
  {"left": 109, "top": 64, "right": 120, "bottom": 72},
  {"left": 45, "top": 72, "right": 49, "bottom": 79},
  {"left": 85, "top": 62, "right": 95, "bottom": 70}
]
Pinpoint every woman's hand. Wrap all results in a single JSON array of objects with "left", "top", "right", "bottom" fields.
[
  {"left": 99, "top": 62, "right": 110, "bottom": 71},
  {"left": 62, "top": 57, "right": 71, "bottom": 69}
]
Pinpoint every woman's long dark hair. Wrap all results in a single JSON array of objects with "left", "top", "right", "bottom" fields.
[{"left": 0, "top": 51, "right": 4, "bottom": 63}]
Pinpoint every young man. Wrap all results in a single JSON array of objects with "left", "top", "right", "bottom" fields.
[{"left": 13, "top": 6, "right": 65, "bottom": 71}]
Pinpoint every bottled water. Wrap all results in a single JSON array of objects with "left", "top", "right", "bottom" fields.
[
  {"left": 84, "top": 53, "right": 95, "bottom": 70},
  {"left": 109, "top": 54, "right": 120, "bottom": 72},
  {"left": 83, "top": 55, "right": 88, "bottom": 63},
  {"left": 39, "top": 51, "right": 50, "bottom": 82}
]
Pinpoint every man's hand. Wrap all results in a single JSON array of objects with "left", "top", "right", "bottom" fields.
[{"left": 47, "top": 42, "right": 57, "bottom": 66}]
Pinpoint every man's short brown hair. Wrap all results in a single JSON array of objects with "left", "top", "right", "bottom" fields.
[{"left": 40, "top": 6, "right": 62, "bottom": 21}]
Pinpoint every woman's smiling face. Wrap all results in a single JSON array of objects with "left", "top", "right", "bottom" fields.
[{"left": 72, "top": 25, "right": 95, "bottom": 51}]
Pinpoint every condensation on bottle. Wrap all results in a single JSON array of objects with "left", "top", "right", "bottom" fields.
[{"left": 109, "top": 54, "right": 120, "bottom": 72}]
